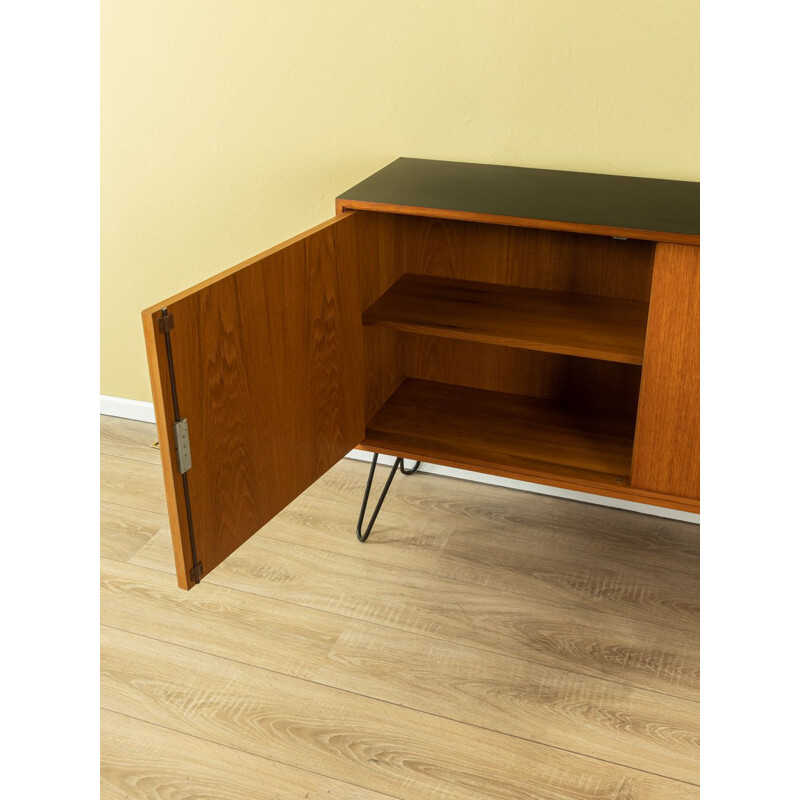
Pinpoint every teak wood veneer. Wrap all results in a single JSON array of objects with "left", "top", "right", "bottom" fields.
[
  {"left": 143, "top": 157, "right": 700, "bottom": 588},
  {"left": 363, "top": 274, "right": 649, "bottom": 364}
]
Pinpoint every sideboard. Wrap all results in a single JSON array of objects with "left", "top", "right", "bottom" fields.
[{"left": 143, "top": 158, "right": 700, "bottom": 589}]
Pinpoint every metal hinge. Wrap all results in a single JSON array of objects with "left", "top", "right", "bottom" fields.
[
  {"left": 157, "top": 306, "right": 201, "bottom": 586},
  {"left": 158, "top": 312, "right": 175, "bottom": 334},
  {"left": 190, "top": 562, "right": 204, "bottom": 584},
  {"left": 174, "top": 418, "right": 192, "bottom": 473}
]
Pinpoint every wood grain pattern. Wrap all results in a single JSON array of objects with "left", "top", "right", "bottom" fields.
[
  {"left": 364, "top": 379, "right": 636, "bottom": 486},
  {"left": 101, "top": 558, "right": 342, "bottom": 681},
  {"left": 319, "top": 622, "right": 699, "bottom": 784},
  {"left": 632, "top": 244, "right": 700, "bottom": 499},
  {"left": 100, "top": 416, "right": 161, "bottom": 465},
  {"left": 131, "top": 530, "right": 700, "bottom": 702},
  {"left": 364, "top": 273, "right": 649, "bottom": 364},
  {"left": 100, "top": 454, "right": 168, "bottom": 516},
  {"left": 352, "top": 209, "right": 404, "bottom": 311},
  {"left": 267, "top": 490, "right": 453, "bottom": 573},
  {"left": 401, "top": 334, "right": 643, "bottom": 413},
  {"left": 362, "top": 325, "right": 404, "bottom": 422},
  {"left": 351, "top": 211, "right": 406, "bottom": 423},
  {"left": 345, "top": 210, "right": 657, "bottom": 318},
  {"left": 100, "top": 501, "right": 167, "bottom": 563},
  {"left": 102, "top": 627, "right": 697, "bottom": 799},
  {"left": 101, "top": 417, "right": 699, "bottom": 795},
  {"left": 435, "top": 527, "right": 698, "bottom": 632},
  {"left": 392, "top": 213, "right": 656, "bottom": 301},
  {"left": 284, "top": 456, "right": 699, "bottom": 575},
  {"left": 101, "top": 558, "right": 698, "bottom": 784},
  {"left": 142, "top": 213, "right": 366, "bottom": 588},
  {"left": 101, "top": 710, "right": 395, "bottom": 800}
]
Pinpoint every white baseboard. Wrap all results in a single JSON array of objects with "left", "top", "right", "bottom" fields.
[
  {"left": 101, "top": 395, "right": 699, "bottom": 524},
  {"left": 100, "top": 394, "right": 156, "bottom": 423}
]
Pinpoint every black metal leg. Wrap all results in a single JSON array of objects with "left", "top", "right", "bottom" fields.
[{"left": 356, "top": 453, "right": 422, "bottom": 542}]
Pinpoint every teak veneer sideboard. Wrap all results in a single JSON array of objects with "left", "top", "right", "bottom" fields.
[{"left": 143, "top": 158, "right": 700, "bottom": 589}]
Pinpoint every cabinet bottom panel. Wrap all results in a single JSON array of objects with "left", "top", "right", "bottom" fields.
[
  {"left": 363, "top": 378, "right": 635, "bottom": 488},
  {"left": 360, "top": 378, "right": 698, "bottom": 513}
]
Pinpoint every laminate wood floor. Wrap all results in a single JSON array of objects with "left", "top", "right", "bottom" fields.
[{"left": 100, "top": 415, "right": 700, "bottom": 799}]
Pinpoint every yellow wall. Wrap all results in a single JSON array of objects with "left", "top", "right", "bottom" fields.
[{"left": 101, "top": 0, "right": 698, "bottom": 402}]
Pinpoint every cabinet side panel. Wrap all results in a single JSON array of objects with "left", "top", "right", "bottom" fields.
[{"left": 631, "top": 244, "right": 700, "bottom": 499}]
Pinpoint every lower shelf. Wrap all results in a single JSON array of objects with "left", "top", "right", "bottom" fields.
[{"left": 363, "top": 379, "right": 636, "bottom": 488}]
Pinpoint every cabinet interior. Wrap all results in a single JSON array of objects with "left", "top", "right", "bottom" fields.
[{"left": 355, "top": 211, "right": 656, "bottom": 487}]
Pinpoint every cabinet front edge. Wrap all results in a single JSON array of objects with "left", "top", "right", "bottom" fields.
[
  {"left": 336, "top": 199, "right": 700, "bottom": 245},
  {"left": 354, "top": 444, "right": 699, "bottom": 513}
]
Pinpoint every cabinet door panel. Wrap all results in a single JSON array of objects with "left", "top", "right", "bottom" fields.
[
  {"left": 631, "top": 243, "right": 699, "bottom": 500},
  {"left": 143, "top": 213, "right": 365, "bottom": 588}
]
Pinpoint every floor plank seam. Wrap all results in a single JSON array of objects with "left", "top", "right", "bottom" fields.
[
  {"left": 99, "top": 448, "right": 160, "bottom": 466},
  {"left": 101, "top": 420, "right": 700, "bottom": 794},
  {"left": 100, "top": 707, "right": 406, "bottom": 800},
  {"left": 100, "top": 496, "right": 168, "bottom": 516},
  {"left": 99, "top": 498, "right": 169, "bottom": 517},
  {"left": 237, "top": 530, "right": 700, "bottom": 637},
  {"left": 101, "top": 621, "right": 699, "bottom": 786},
  {"left": 390, "top": 467, "right": 701, "bottom": 577},
  {"left": 104, "top": 556, "right": 699, "bottom": 704}
]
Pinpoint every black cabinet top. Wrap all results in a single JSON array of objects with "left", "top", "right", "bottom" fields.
[{"left": 338, "top": 158, "right": 699, "bottom": 243}]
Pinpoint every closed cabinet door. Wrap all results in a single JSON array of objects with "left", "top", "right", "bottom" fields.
[
  {"left": 142, "top": 212, "right": 366, "bottom": 588},
  {"left": 631, "top": 242, "right": 700, "bottom": 505}
]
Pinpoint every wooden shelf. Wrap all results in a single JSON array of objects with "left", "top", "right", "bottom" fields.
[
  {"left": 363, "top": 379, "right": 636, "bottom": 487},
  {"left": 363, "top": 274, "right": 649, "bottom": 364}
]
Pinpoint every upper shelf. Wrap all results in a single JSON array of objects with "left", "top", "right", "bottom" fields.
[
  {"left": 363, "top": 274, "right": 649, "bottom": 365},
  {"left": 337, "top": 157, "right": 699, "bottom": 245}
]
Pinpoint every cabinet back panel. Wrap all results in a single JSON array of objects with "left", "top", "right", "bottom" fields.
[
  {"left": 392, "top": 215, "right": 655, "bottom": 302},
  {"left": 356, "top": 211, "right": 649, "bottom": 425},
  {"left": 364, "top": 326, "right": 404, "bottom": 421},
  {"left": 400, "top": 334, "right": 641, "bottom": 415},
  {"left": 355, "top": 211, "right": 404, "bottom": 311}
]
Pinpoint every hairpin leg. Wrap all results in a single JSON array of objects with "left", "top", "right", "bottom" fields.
[
  {"left": 400, "top": 459, "right": 421, "bottom": 475},
  {"left": 356, "top": 453, "right": 423, "bottom": 542}
]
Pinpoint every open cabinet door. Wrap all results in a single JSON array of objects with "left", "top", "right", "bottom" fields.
[{"left": 142, "top": 213, "right": 365, "bottom": 589}]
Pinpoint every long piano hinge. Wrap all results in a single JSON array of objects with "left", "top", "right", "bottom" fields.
[{"left": 158, "top": 306, "right": 202, "bottom": 586}]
